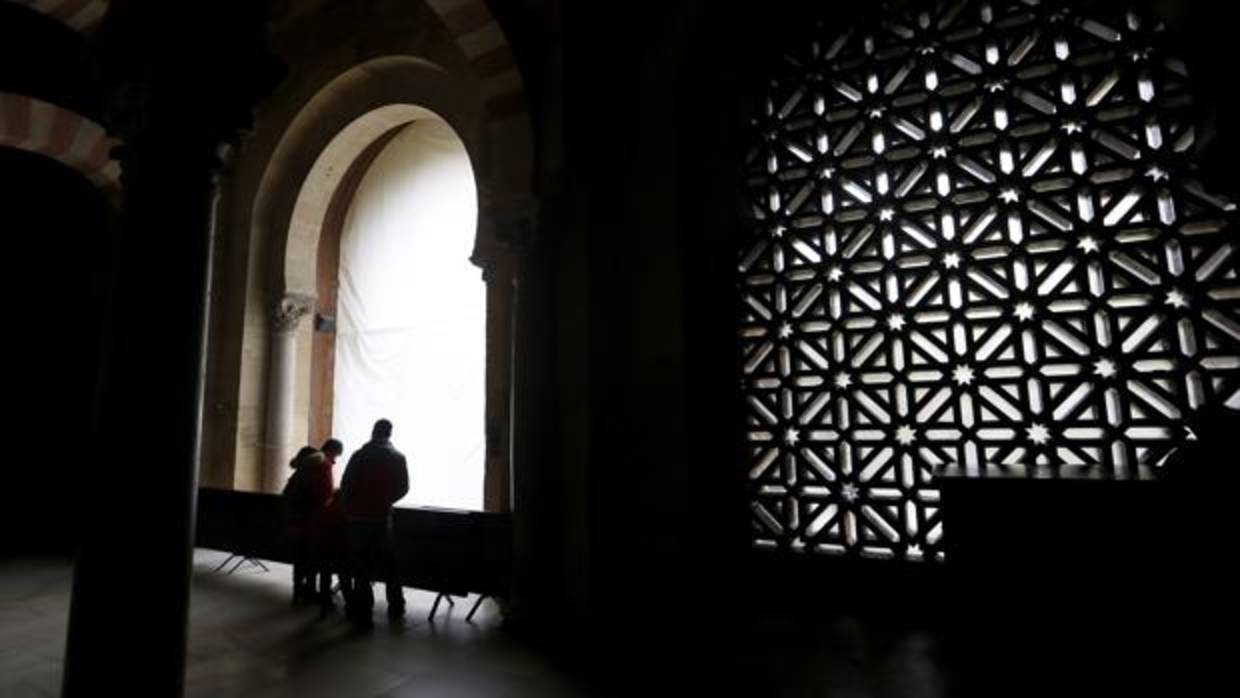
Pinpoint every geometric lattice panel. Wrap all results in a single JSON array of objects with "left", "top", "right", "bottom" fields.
[{"left": 740, "top": 0, "right": 1240, "bottom": 560}]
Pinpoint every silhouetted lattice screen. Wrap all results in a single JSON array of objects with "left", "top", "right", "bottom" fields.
[{"left": 740, "top": 0, "right": 1240, "bottom": 560}]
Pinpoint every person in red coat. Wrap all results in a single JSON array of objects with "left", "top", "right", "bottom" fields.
[
  {"left": 282, "top": 446, "right": 331, "bottom": 605},
  {"left": 305, "top": 438, "right": 349, "bottom": 616}
]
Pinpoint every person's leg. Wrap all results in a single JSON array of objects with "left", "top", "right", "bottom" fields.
[
  {"left": 338, "top": 571, "right": 353, "bottom": 609},
  {"left": 335, "top": 544, "right": 353, "bottom": 606},
  {"left": 342, "top": 529, "right": 356, "bottom": 616},
  {"left": 290, "top": 564, "right": 300, "bottom": 601},
  {"left": 357, "top": 522, "right": 387, "bottom": 627},
  {"left": 316, "top": 559, "right": 333, "bottom": 615},
  {"left": 383, "top": 520, "right": 405, "bottom": 618},
  {"left": 291, "top": 534, "right": 309, "bottom": 604},
  {"left": 346, "top": 523, "right": 374, "bottom": 625}
]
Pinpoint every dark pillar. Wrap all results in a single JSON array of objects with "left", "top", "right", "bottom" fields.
[
  {"left": 61, "top": 2, "right": 279, "bottom": 694},
  {"left": 507, "top": 200, "right": 562, "bottom": 626}
]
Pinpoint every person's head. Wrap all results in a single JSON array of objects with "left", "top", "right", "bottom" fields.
[
  {"left": 372, "top": 419, "right": 393, "bottom": 441},
  {"left": 289, "top": 446, "right": 321, "bottom": 469},
  {"left": 321, "top": 438, "right": 344, "bottom": 459}
]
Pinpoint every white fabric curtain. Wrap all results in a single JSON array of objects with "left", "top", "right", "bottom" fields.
[{"left": 333, "top": 118, "right": 484, "bottom": 510}]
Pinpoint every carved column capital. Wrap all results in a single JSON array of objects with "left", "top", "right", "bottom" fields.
[
  {"left": 473, "top": 193, "right": 540, "bottom": 280},
  {"left": 273, "top": 293, "right": 315, "bottom": 334},
  {"left": 478, "top": 191, "right": 540, "bottom": 245}
]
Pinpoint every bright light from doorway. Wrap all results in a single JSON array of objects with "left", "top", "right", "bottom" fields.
[{"left": 333, "top": 116, "right": 483, "bottom": 510}]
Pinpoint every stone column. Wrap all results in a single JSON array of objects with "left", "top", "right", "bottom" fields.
[
  {"left": 476, "top": 195, "right": 538, "bottom": 513},
  {"left": 505, "top": 194, "right": 568, "bottom": 629},
  {"left": 481, "top": 254, "right": 514, "bottom": 511},
  {"left": 61, "top": 2, "right": 281, "bottom": 695},
  {"left": 264, "top": 292, "right": 314, "bottom": 491}
]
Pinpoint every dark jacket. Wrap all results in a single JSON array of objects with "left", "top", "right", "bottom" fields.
[
  {"left": 283, "top": 449, "right": 333, "bottom": 528},
  {"left": 339, "top": 439, "right": 409, "bottom": 521}
]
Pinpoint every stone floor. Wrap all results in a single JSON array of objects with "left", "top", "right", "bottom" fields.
[
  {"left": 0, "top": 551, "right": 588, "bottom": 698},
  {"left": 0, "top": 557, "right": 69, "bottom": 697},
  {"left": 0, "top": 552, "right": 960, "bottom": 697}
]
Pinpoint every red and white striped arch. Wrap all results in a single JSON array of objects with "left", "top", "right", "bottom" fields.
[
  {"left": 12, "top": 0, "right": 528, "bottom": 123},
  {"left": 0, "top": 92, "right": 119, "bottom": 195},
  {"left": 3, "top": 0, "right": 526, "bottom": 200},
  {"left": 11, "top": 0, "right": 527, "bottom": 120},
  {"left": 422, "top": 0, "right": 527, "bottom": 121}
]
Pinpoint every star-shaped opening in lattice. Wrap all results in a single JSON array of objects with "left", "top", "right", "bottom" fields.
[
  {"left": 895, "top": 425, "right": 917, "bottom": 445},
  {"left": 1027, "top": 423, "right": 1051, "bottom": 446},
  {"left": 1014, "top": 302, "right": 1036, "bottom": 322},
  {"left": 1093, "top": 358, "right": 1118, "bottom": 378},
  {"left": 1165, "top": 289, "right": 1190, "bottom": 309}
]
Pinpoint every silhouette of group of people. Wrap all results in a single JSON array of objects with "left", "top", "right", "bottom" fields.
[{"left": 282, "top": 418, "right": 409, "bottom": 629}]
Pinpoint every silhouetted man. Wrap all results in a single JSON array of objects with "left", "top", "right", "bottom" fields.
[{"left": 339, "top": 419, "right": 409, "bottom": 627}]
